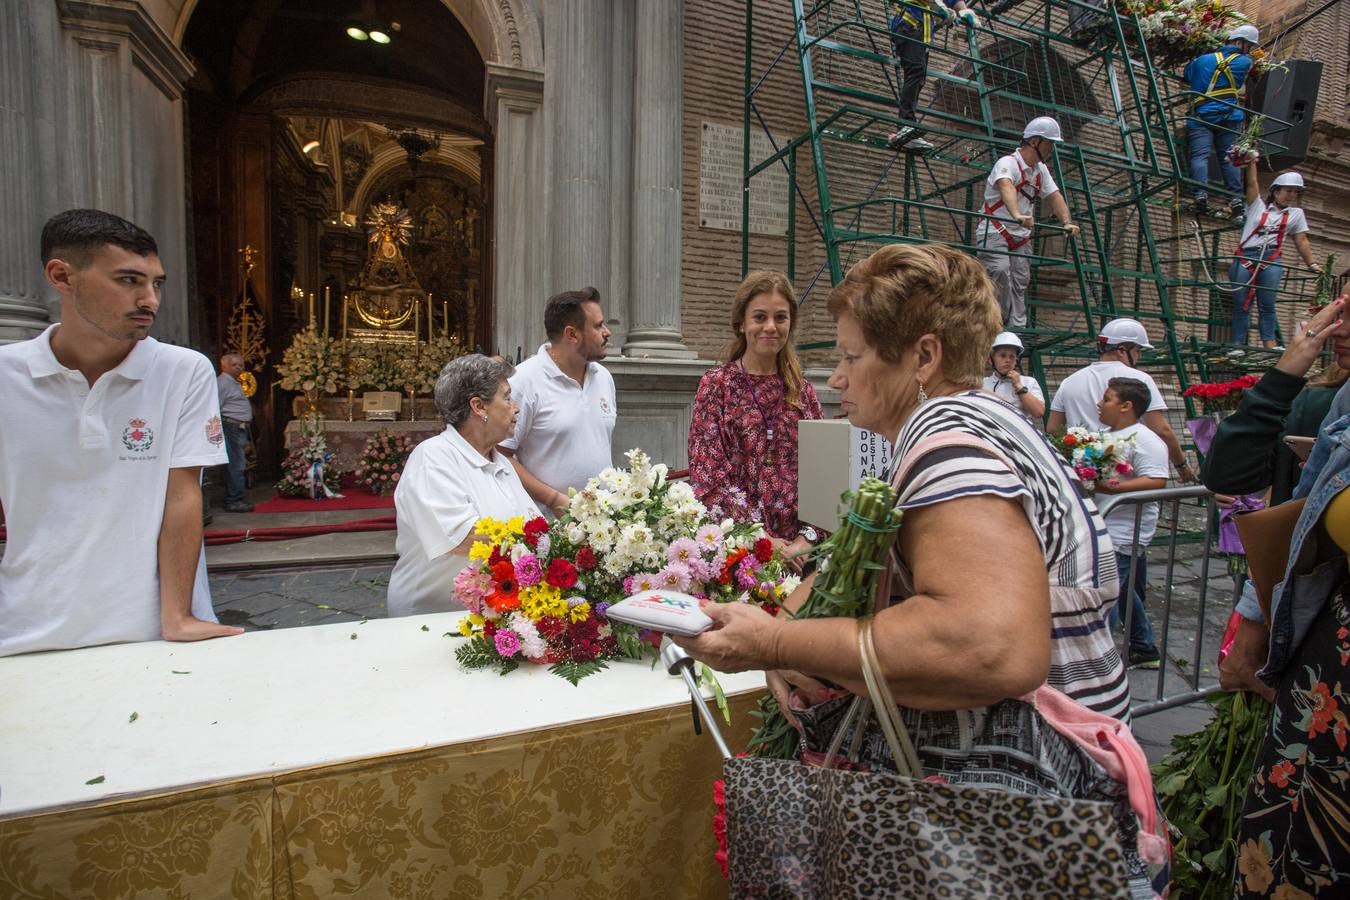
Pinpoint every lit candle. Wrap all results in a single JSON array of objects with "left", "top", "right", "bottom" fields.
[
  {"left": 427, "top": 293, "right": 434, "bottom": 342},
  {"left": 323, "top": 286, "right": 331, "bottom": 337},
  {"left": 413, "top": 299, "right": 420, "bottom": 349},
  {"left": 308, "top": 292, "right": 315, "bottom": 328},
  {"left": 443, "top": 298, "right": 449, "bottom": 337},
  {"left": 341, "top": 296, "right": 349, "bottom": 341}
]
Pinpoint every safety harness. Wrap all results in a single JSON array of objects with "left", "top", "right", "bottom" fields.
[
  {"left": 1192, "top": 51, "right": 1241, "bottom": 113},
  {"left": 982, "top": 152, "right": 1043, "bottom": 250},
  {"left": 891, "top": 1, "right": 939, "bottom": 43},
  {"left": 1234, "top": 204, "right": 1290, "bottom": 311}
]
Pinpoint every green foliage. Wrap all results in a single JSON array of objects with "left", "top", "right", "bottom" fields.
[
  {"left": 548, "top": 659, "right": 608, "bottom": 686},
  {"left": 1151, "top": 690, "right": 1272, "bottom": 899}
]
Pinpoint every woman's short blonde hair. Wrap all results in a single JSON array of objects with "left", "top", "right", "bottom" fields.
[{"left": 826, "top": 243, "right": 1001, "bottom": 387}]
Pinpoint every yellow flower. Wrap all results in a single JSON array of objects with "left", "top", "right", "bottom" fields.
[
  {"left": 468, "top": 541, "right": 493, "bottom": 563},
  {"left": 458, "top": 617, "right": 474, "bottom": 637},
  {"left": 506, "top": 516, "right": 526, "bottom": 536},
  {"left": 475, "top": 517, "right": 502, "bottom": 537},
  {"left": 469, "top": 613, "right": 485, "bottom": 626},
  {"left": 569, "top": 602, "right": 591, "bottom": 623},
  {"left": 1238, "top": 839, "right": 1275, "bottom": 894}
]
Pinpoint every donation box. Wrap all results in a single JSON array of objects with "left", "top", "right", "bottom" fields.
[{"left": 796, "top": 419, "right": 893, "bottom": 529}]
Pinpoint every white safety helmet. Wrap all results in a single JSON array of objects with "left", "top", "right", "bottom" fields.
[
  {"left": 1229, "top": 24, "right": 1260, "bottom": 45},
  {"left": 991, "top": 331, "right": 1024, "bottom": 354},
  {"left": 1098, "top": 318, "right": 1155, "bottom": 350},
  {"left": 1023, "top": 116, "right": 1064, "bottom": 142},
  {"left": 1271, "top": 171, "right": 1306, "bottom": 189}
]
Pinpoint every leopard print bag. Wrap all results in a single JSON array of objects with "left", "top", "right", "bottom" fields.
[{"left": 724, "top": 620, "right": 1142, "bottom": 899}]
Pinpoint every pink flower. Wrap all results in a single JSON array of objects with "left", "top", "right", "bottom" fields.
[
  {"left": 453, "top": 567, "right": 493, "bottom": 614},
  {"left": 514, "top": 554, "right": 544, "bottom": 587},
  {"left": 494, "top": 629, "right": 521, "bottom": 657},
  {"left": 1115, "top": 461, "right": 1133, "bottom": 475},
  {"left": 658, "top": 562, "right": 692, "bottom": 592},
  {"left": 667, "top": 537, "right": 700, "bottom": 565}
]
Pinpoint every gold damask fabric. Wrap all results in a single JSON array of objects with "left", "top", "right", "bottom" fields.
[{"left": 0, "top": 695, "right": 754, "bottom": 899}]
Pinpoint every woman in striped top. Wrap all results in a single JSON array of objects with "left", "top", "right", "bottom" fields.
[{"left": 678, "top": 242, "right": 1130, "bottom": 722}]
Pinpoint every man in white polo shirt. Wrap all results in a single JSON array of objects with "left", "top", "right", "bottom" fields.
[
  {"left": 1046, "top": 317, "right": 1194, "bottom": 481},
  {"left": 0, "top": 209, "right": 243, "bottom": 656},
  {"left": 499, "top": 287, "right": 617, "bottom": 515}
]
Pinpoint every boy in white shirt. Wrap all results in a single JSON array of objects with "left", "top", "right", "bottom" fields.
[{"left": 1095, "top": 377, "right": 1170, "bottom": 669}]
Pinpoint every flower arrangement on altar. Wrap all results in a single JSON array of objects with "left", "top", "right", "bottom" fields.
[
  {"left": 1182, "top": 373, "right": 1259, "bottom": 414},
  {"left": 353, "top": 429, "right": 414, "bottom": 495},
  {"left": 276, "top": 418, "right": 342, "bottom": 498},
  {"left": 357, "top": 343, "right": 406, "bottom": 393},
  {"left": 451, "top": 449, "right": 798, "bottom": 685},
  {"left": 398, "top": 335, "right": 466, "bottom": 394},
  {"left": 275, "top": 324, "right": 344, "bottom": 396},
  {"left": 1049, "top": 427, "right": 1136, "bottom": 490},
  {"left": 1115, "top": 0, "right": 1258, "bottom": 68}
]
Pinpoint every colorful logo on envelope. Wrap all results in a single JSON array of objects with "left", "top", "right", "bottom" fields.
[{"left": 121, "top": 417, "right": 154, "bottom": 452}]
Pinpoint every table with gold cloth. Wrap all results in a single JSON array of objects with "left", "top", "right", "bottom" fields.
[{"left": 0, "top": 615, "right": 763, "bottom": 898}]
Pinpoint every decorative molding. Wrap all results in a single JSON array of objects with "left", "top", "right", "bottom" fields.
[
  {"left": 251, "top": 74, "right": 488, "bottom": 139},
  {"left": 57, "top": 0, "right": 194, "bottom": 98},
  {"left": 496, "top": 0, "right": 523, "bottom": 66}
]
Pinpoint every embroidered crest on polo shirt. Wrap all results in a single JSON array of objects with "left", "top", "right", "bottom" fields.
[
  {"left": 206, "top": 415, "right": 224, "bottom": 446},
  {"left": 121, "top": 418, "right": 155, "bottom": 452},
  {"left": 600, "top": 398, "right": 612, "bottom": 414}
]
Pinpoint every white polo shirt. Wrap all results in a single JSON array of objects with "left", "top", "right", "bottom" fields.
[
  {"left": 1050, "top": 360, "right": 1167, "bottom": 430},
  {"left": 1103, "top": 423, "right": 1170, "bottom": 551},
  {"left": 388, "top": 425, "right": 537, "bottom": 617},
  {"left": 978, "top": 149, "right": 1059, "bottom": 243},
  {"left": 982, "top": 372, "right": 1045, "bottom": 420},
  {"left": 0, "top": 327, "right": 228, "bottom": 656},
  {"left": 500, "top": 345, "right": 617, "bottom": 513}
]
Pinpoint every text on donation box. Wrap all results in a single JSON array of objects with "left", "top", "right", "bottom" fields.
[{"left": 850, "top": 428, "right": 892, "bottom": 484}]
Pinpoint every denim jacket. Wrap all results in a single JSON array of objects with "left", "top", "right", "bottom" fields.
[{"left": 1259, "top": 409, "right": 1350, "bottom": 684}]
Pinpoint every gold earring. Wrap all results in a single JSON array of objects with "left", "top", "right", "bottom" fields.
[{"left": 917, "top": 380, "right": 928, "bottom": 404}]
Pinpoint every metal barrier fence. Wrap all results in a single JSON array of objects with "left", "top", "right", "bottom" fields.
[{"left": 1094, "top": 486, "right": 1232, "bottom": 718}]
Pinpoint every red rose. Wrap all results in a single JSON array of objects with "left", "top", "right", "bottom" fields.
[
  {"left": 537, "top": 616, "right": 567, "bottom": 639},
  {"left": 575, "top": 546, "right": 597, "bottom": 570},
  {"left": 754, "top": 537, "right": 774, "bottom": 563},
  {"left": 1063, "top": 434, "right": 1078, "bottom": 447},
  {"left": 488, "top": 546, "right": 507, "bottom": 568},
  {"left": 546, "top": 558, "right": 578, "bottom": 589}
]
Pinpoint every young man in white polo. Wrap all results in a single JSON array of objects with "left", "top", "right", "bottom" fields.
[
  {"left": 1046, "top": 317, "right": 1195, "bottom": 481},
  {"left": 0, "top": 209, "right": 243, "bottom": 656},
  {"left": 499, "top": 287, "right": 617, "bottom": 515}
]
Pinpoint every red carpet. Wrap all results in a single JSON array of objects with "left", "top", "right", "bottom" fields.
[{"left": 252, "top": 489, "right": 395, "bottom": 514}]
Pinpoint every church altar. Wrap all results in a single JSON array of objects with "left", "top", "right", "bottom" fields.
[
  {"left": 0, "top": 614, "right": 762, "bottom": 898},
  {"left": 283, "top": 398, "right": 444, "bottom": 470}
]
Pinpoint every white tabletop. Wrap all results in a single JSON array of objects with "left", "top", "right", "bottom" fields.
[{"left": 0, "top": 614, "right": 763, "bottom": 817}]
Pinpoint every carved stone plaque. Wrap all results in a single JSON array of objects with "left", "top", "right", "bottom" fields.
[{"left": 698, "top": 121, "right": 790, "bottom": 236}]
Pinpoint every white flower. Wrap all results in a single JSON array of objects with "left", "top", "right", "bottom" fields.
[
  {"left": 564, "top": 522, "right": 586, "bottom": 544},
  {"left": 510, "top": 542, "right": 531, "bottom": 562},
  {"left": 781, "top": 574, "right": 803, "bottom": 595},
  {"left": 667, "top": 481, "right": 696, "bottom": 504}
]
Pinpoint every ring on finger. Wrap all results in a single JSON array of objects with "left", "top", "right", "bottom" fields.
[{"left": 1306, "top": 326, "right": 1320, "bottom": 338}]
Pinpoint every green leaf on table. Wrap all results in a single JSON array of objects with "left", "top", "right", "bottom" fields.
[
  {"left": 171, "top": 670, "right": 191, "bottom": 675},
  {"left": 316, "top": 604, "right": 331, "bottom": 609},
  {"left": 497, "top": 658, "right": 520, "bottom": 677},
  {"left": 349, "top": 633, "right": 358, "bottom": 640},
  {"left": 85, "top": 775, "right": 105, "bottom": 785},
  {"left": 454, "top": 636, "right": 499, "bottom": 670},
  {"left": 548, "top": 659, "right": 607, "bottom": 686},
  {"left": 420, "top": 624, "right": 429, "bottom": 632},
  {"left": 128, "top": 712, "right": 138, "bottom": 724}
]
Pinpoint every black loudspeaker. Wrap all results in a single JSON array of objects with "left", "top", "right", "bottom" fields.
[{"left": 1251, "top": 59, "right": 1322, "bottom": 170}]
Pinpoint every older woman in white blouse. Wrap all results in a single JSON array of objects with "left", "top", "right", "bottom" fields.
[{"left": 388, "top": 354, "right": 537, "bottom": 616}]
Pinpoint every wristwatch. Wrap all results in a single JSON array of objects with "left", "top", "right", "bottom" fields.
[
  {"left": 798, "top": 525, "right": 821, "bottom": 544},
  {"left": 1016, "top": 386, "right": 1030, "bottom": 396}
]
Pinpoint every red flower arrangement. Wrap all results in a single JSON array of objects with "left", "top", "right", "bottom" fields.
[{"left": 1183, "top": 374, "right": 1259, "bottom": 413}]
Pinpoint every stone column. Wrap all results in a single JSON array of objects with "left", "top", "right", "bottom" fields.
[
  {"left": 546, "top": 0, "right": 611, "bottom": 341},
  {"left": 486, "top": 64, "right": 546, "bottom": 359},
  {"left": 603, "top": 0, "right": 634, "bottom": 354},
  {"left": 0, "top": 2, "right": 63, "bottom": 343},
  {"left": 625, "top": 0, "right": 694, "bottom": 358}
]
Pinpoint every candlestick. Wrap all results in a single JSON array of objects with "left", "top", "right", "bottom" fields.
[
  {"left": 442, "top": 298, "right": 449, "bottom": 338},
  {"left": 413, "top": 299, "right": 420, "bottom": 348},
  {"left": 308, "top": 292, "right": 315, "bottom": 328},
  {"left": 426, "top": 294, "right": 434, "bottom": 342},
  {"left": 323, "top": 286, "right": 331, "bottom": 337},
  {"left": 341, "top": 297, "right": 349, "bottom": 341}
]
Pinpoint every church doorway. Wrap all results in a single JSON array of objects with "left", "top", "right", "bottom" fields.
[{"left": 180, "top": 0, "right": 491, "bottom": 474}]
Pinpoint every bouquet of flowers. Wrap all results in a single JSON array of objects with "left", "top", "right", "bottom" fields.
[
  {"left": 399, "top": 335, "right": 466, "bottom": 394},
  {"left": 451, "top": 449, "right": 799, "bottom": 685},
  {"left": 1226, "top": 114, "right": 1264, "bottom": 168},
  {"left": 1049, "top": 427, "right": 1136, "bottom": 490},
  {"left": 353, "top": 429, "right": 414, "bottom": 495},
  {"left": 1115, "top": 0, "right": 1256, "bottom": 68},
  {"left": 358, "top": 343, "right": 406, "bottom": 393},
  {"left": 1182, "top": 373, "right": 1259, "bottom": 414},
  {"left": 276, "top": 325, "right": 344, "bottom": 395},
  {"left": 276, "top": 418, "right": 342, "bottom": 498}
]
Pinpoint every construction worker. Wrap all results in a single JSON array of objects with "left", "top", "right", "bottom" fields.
[
  {"left": 1184, "top": 24, "right": 1259, "bottom": 220},
  {"left": 983, "top": 331, "right": 1046, "bottom": 421},
  {"left": 975, "top": 116, "right": 1080, "bottom": 330},
  {"left": 886, "top": 0, "right": 977, "bottom": 152},
  {"left": 1230, "top": 164, "right": 1321, "bottom": 347}
]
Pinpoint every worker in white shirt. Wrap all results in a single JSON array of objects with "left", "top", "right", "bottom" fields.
[
  {"left": 982, "top": 331, "right": 1045, "bottom": 422},
  {"left": 975, "top": 116, "right": 1081, "bottom": 329}
]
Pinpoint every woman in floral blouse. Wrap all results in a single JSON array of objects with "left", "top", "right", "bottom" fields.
[{"left": 688, "top": 271, "right": 822, "bottom": 560}]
